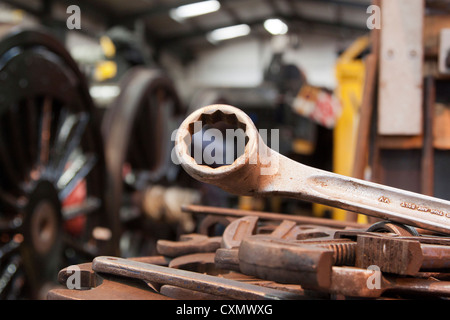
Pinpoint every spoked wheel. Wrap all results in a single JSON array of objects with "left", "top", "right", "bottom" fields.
[
  {"left": 0, "top": 29, "right": 119, "bottom": 299},
  {"left": 102, "top": 67, "right": 184, "bottom": 257}
]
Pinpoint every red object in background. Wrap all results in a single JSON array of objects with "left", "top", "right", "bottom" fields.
[
  {"left": 292, "top": 85, "right": 341, "bottom": 129},
  {"left": 62, "top": 179, "right": 87, "bottom": 236}
]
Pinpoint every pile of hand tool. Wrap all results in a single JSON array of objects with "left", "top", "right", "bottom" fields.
[
  {"left": 48, "top": 104, "right": 450, "bottom": 300},
  {"left": 48, "top": 204, "right": 450, "bottom": 300}
]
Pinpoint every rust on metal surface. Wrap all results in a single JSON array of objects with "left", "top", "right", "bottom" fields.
[
  {"left": 215, "top": 248, "right": 240, "bottom": 272},
  {"left": 356, "top": 234, "right": 450, "bottom": 275},
  {"left": 92, "top": 256, "right": 306, "bottom": 300},
  {"left": 221, "top": 216, "right": 258, "bottom": 249},
  {"left": 160, "top": 285, "right": 228, "bottom": 300},
  {"left": 328, "top": 266, "right": 450, "bottom": 298},
  {"left": 198, "top": 215, "right": 235, "bottom": 235},
  {"left": 238, "top": 235, "right": 334, "bottom": 289},
  {"left": 355, "top": 235, "right": 424, "bottom": 275},
  {"left": 168, "top": 252, "right": 219, "bottom": 274},
  {"left": 183, "top": 204, "right": 366, "bottom": 230},
  {"left": 156, "top": 234, "right": 221, "bottom": 257},
  {"left": 49, "top": 256, "right": 173, "bottom": 300},
  {"left": 49, "top": 225, "right": 450, "bottom": 300},
  {"left": 49, "top": 272, "right": 172, "bottom": 300}
]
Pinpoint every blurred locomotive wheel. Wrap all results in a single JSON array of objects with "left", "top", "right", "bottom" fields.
[
  {"left": 102, "top": 66, "right": 187, "bottom": 257},
  {"left": 0, "top": 29, "right": 120, "bottom": 299}
]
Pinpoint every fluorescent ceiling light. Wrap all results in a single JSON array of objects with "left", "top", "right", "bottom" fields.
[
  {"left": 170, "top": 0, "right": 221, "bottom": 22},
  {"left": 264, "top": 18, "right": 288, "bottom": 35},
  {"left": 207, "top": 24, "right": 251, "bottom": 43}
]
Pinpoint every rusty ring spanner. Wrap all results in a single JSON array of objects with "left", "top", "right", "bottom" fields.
[{"left": 175, "top": 104, "right": 450, "bottom": 235}]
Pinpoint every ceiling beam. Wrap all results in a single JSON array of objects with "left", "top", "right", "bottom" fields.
[
  {"left": 118, "top": 0, "right": 371, "bottom": 24},
  {"left": 266, "top": 0, "right": 285, "bottom": 16},
  {"left": 156, "top": 12, "right": 368, "bottom": 46},
  {"left": 305, "top": 0, "right": 371, "bottom": 9},
  {"left": 118, "top": 0, "right": 209, "bottom": 24}
]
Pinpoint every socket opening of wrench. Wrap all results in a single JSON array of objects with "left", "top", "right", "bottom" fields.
[
  {"left": 188, "top": 110, "right": 249, "bottom": 168},
  {"left": 174, "top": 105, "right": 265, "bottom": 178}
]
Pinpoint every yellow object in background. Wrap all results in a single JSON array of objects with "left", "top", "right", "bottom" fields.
[
  {"left": 292, "top": 139, "right": 315, "bottom": 156},
  {"left": 238, "top": 196, "right": 265, "bottom": 212},
  {"left": 94, "top": 36, "right": 117, "bottom": 82},
  {"left": 332, "top": 60, "right": 365, "bottom": 222},
  {"left": 238, "top": 196, "right": 254, "bottom": 211},
  {"left": 94, "top": 60, "right": 117, "bottom": 82},
  {"left": 100, "top": 36, "right": 116, "bottom": 58},
  {"left": 313, "top": 36, "right": 369, "bottom": 224},
  {"left": 12, "top": 10, "right": 24, "bottom": 23}
]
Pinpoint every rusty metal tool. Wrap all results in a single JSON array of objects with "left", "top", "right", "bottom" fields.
[
  {"left": 91, "top": 256, "right": 306, "bottom": 300},
  {"left": 183, "top": 204, "right": 366, "bottom": 230},
  {"left": 168, "top": 252, "right": 218, "bottom": 274},
  {"left": 159, "top": 271, "right": 308, "bottom": 300},
  {"left": 238, "top": 235, "right": 335, "bottom": 289},
  {"left": 48, "top": 256, "right": 172, "bottom": 300},
  {"left": 160, "top": 285, "right": 226, "bottom": 300},
  {"left": 221, "top": 214, "right": 340, "bottom": 249},
  {"left": 163, "top": 252, "right": 309, "bottom": 299},
  {"left": 175, "top": 105, "right": 450, "bottom": 235},
  {"left": 220, "top": 215, "right": 312, "bottom": 249},
  {"left": 48, "top": 272, "right": 172, "bottom": 300},
  {"left": 267, "top": 220, "right": 338, "bottom": 241},
  {"left": 237, "top": 235, "right": 356, "bottom": 290},
  {"left": 197, "top": 214, "right": 235, "bottom": 235},
  {"left": 355, "top": 234, "right": 450, "bottom": 275},
  {"left": 216, "top": 215, "right": 339, "bottom": 272},
  {"left": 156, "top": 234, "right": 221, "bottom": 258},
  {"left": 327, "top": 266, "right": 450, "bottom": 299},
  {"left": 221, "top": 216, "right": 259, "bottom": 249},
  {"left": 215, "top": 248, "right": 240, "bottom": 272},
  {"left": 219, "top": 273, "right": 310, "bottom": 297}
]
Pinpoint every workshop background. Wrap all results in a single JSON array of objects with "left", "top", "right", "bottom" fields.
[{"left": 0, "top": 0, "right": 450, "bottom": 300}]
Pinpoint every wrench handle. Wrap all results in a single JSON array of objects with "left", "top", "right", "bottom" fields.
[
  {"left": 263, "top": 155, "right": 450, "bottom": 235},
  {"left": 92, "top": 256, "right": 305, "bottom": 300},
  {"left": 308, "top": 174, "right": 450, "bottom": 234}
]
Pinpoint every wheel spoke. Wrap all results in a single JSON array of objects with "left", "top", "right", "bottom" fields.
[
  {"left": 5, "top": 271, "right": 25, "bottom": 300},
  {"left": 62, "top": 197, "right": 101, "bottom": 220},
  {"left": 38, "top": 96, "right": 53, "bottom": 169},
  {"left": 0, "top": 217, "right": 22, "bottom": 233},
  {"left": 26, "top": 98, "right": 39, "bottom": 173},
  {"left": 0, "top": 237, "right": 22, "bottom": 260},
  {"left": 50, "top": 107, "right": 70, "bottom": 159},
  {"left": 48, "top": 108, "right": 72, "bottom": 179},
  {"left": 53, "top": 107, "right": 69, "bottom": 145},
  {"left": 0, "top": 189, "right": 25, "bottom": 212},
  {"left": 0, "top": 255, "right": 21, "bottom": 296},
  {"left": 57, "top": 153, "right": 97, "bottom": 200},
  {"left": 0, "top": 131, "right": 22, "bottom": 189},
  {"left": 53, "top": 112, "right": 89, "bottom": 180},
  {"left": 7, "top": 104, "right": 27, "bottom": 178}
]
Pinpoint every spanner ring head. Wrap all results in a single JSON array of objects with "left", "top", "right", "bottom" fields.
[{"left": 175, "top": 104, "right": 259, "bottom": 187}]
